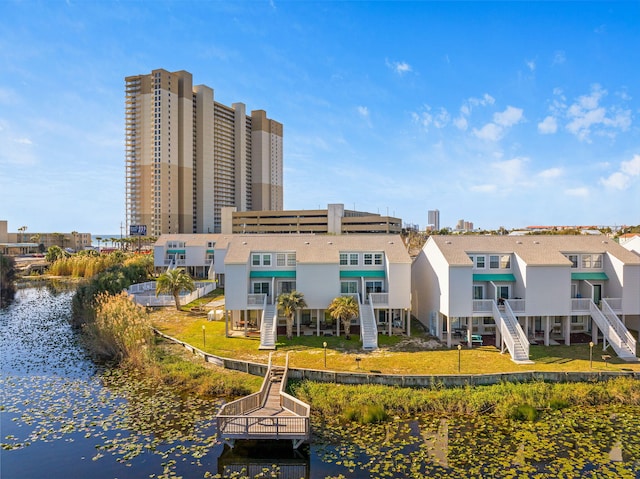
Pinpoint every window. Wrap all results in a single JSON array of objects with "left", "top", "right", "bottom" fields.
[
  {"left": 475, "top": 256, "right": 485, "bottom": 269},
  {"left": 277, "top": 253, "right": 286, "bottom": 267},
  {"left": 473, "top": 285, "right": 484, "bottom": 300},
  {"left": 374, "top": 253, "right": 383, "bottom": 265},
  {"left": 339, "top": 253, "right": 348, "bottom": 265},
  {"left": 262, "top": 254, "right": 271, "bottom": 266},
  {"left": 349, "top": 253, "right": 358, "bottom": 265},
  {"left": 252, "top": 254, "right": 261, "bottom": 266},
  {"left": 279, "top": 281, "right": 296, "bottom": 294},
  {"left": 593, "top": 254, "right": 602, "bottom": 268},
  {"left": 341, "top": 281, "right": 358, "bottom": 294},
  {"left": 567, "top": 254, "right": 578, "bottom": 268},
  {"left": 366, "top": 281, "right": 383, "bottom": 294},
  {"left": 364, "top": 253, "right": 373, "bottom": 265},
  {"left": 287, "top": 253, "right": 296, "bottom": 266},
  {"left": 207, "top": 241, "right": 215, "bottom": 248},
  {"left": 489, "top": 255, "right": 510, "bottom": 268}
]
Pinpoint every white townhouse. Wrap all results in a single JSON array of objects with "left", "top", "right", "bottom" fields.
[
  {"left": 223, "top": 234, "right": 412, "bottom": 350},
  {"left": 153, "top": 234, "right": 232, "bottom": 285},
  {"left": 412, "top": 235, "right": 640, "bottom": 363}
]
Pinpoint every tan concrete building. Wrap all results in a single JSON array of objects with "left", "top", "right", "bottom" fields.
[
  {"left": 125, "top": 69, "right": 283, "bottom": 236},
  {"left": 221, "top": 204, "right": 402, "bottom": 235}
]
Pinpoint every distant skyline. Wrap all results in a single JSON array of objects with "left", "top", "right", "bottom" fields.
[{"left": 1, "top": 1, "right": 639, "bottom": 233}]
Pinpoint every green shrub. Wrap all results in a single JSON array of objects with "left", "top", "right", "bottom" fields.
[
  {"left": 510, "top": 404, "right": 539, "bottom": 421},
  {"left": 549, "top": 397, "right": 569, "bottom": 410}
]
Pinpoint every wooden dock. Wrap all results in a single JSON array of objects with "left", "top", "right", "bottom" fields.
[{"left": 217, "top": 353, "right": 310, "bottom": 449}]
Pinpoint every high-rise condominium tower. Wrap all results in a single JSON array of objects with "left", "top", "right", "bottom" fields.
[
  {"left": 125, "top": 69, "right": 283, "bottom": 236},
  {"left": 428, "top": 209, "right": 440, "bottom": 231}
]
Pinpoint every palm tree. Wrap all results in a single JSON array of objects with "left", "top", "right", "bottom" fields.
[
  {"left": 327, "top": 295, "right": 359, "bottom": 340},
  {"left": 277, "top": 291, "right": 308, "bottom": 340},
  {"left": 155, "top": 268, "right": 196, "bottom": 311}
]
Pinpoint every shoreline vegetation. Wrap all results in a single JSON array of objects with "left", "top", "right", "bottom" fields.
[{"left": 29, "top": 253, "right": 640, "bottom": 426}]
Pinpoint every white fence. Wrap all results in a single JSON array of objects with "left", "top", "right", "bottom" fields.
[{"left": 127, "top": 281, "right": 216, "bottom": 307}]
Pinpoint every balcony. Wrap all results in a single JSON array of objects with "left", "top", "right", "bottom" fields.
[{"left": 369, "top": 292, "right": 389, "bottom": 307}]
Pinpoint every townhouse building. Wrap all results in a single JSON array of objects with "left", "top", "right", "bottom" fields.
[
  {"left": 154, "top": 233, "right": 412, "bottom": 350},
  {"left": 412, "top": 235, "right": 640, "bottom": 363}
]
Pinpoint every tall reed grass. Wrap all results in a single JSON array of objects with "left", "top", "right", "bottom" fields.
[{"left": 83, "top": 292, "right": 153, "bottom": 367}]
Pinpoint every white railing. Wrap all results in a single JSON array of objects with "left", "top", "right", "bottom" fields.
[
  {"left": 504, "top": 301, "right": 530, "bottom": 357},
  {"left": 603, "top": 298, "right": 622, "bottom": 312},
  {"left": 492, "top": 301, "right": 529, "bottom": 362},
  {"left": 128, "top": 281, "right": 216, "bottom": 307},
  {"left": 207, "top": 259, "right": 215, "bottom": 281},
  {"left": 369, "top": 293, "right": 389, "bottom": 306},
  {"left": 473, "top": 299, "right": 494, "bottom": 314},
  {"left": 572, "top": 298, "right": 592, "bottom": 312},
  {"left": 218, "top": 353, "right": 273, "bottom": 418},
  {"left": 597, "top": 300, "right": 636, "bottom": 358},
  {"left": 359, "top": 298, "right": 378, "bottom": 349},
  {"left": 280, "top": 352, "right": 311, "bottom": 419},
  {"left": 247, "top": 293, "right": 267, "bottom": 308},
  {"left": 506, "top": 299, "right": 525, "bottom": 314}
]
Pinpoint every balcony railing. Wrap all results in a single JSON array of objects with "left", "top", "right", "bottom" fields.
[
  {"left": 247, "top": 293, "right": 267, "bottom": 308},
  {"left": 571, "top": 298, "right": 592, "bottom": 313},
  {"left": 603, "top": 298, "right": 622, "bottom": 312},
  {"left": 369, "top": 292, "right": 389, "bottom": 306}
]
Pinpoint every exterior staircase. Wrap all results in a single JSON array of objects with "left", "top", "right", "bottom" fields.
[
  {"left": 493, "top": 300, "right": 532, "bottom": 364},
  {"left": 359, "top": 298, "right": 378, "bottom": 350},
  {"left": 590, "top": 300, "right": 636, "bottom": 361},
  {"left": 259, "top": 303, "right": 277, "bottom": 350}
]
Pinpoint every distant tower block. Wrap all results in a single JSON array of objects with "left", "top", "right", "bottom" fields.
[{"left": 428, "top": 209, "right": 440, "bottom": 231}]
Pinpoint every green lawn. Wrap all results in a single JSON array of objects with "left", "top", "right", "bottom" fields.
[{"left": 151, "top": 305, "right": 640, "bottom": 375}]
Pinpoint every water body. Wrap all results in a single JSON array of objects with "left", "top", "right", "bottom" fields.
[{"left": 3, "top": 285, "right": 640, "bottom": 479}]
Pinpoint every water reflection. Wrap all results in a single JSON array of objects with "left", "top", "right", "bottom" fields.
[{"left": 218, "top": 440, "right": 311, "bottom": 478}]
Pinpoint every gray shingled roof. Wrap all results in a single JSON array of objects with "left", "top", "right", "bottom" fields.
[
  {"left": 224, "top": 234, "right": 411, "bottom": 264},
  {"left": 429, "top": 235, "right": 640, "bottom": 266}
]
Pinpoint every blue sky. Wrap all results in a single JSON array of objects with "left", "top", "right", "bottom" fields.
[{"left": 1, "top": 1, "right": 639, "bottom": 234}]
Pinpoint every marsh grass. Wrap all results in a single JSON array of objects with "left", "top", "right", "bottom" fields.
[
  {"left": 292, "top": 376, "right": 640, "bottom": 421},
  {"left": 84, "top": 292, "right": 153, "bottom": 367},
  {"left": 149, "top": 338, "right": 262, "bottom": 398}
]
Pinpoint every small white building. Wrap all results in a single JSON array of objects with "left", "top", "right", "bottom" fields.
[{"left": 412, "top": 235, "right": 640, "bottom": 362}]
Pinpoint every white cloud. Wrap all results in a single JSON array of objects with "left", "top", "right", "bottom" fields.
[
  {"left": 494, "top": 106, "right": 523, "bottom": 127},
  {"left": 600, "top": 172, "right": 629, "bottom": 190},
  {"left": 14, "top": 137, "right": 32, "bottom": 145},
  {"left": 538, "top": 115, "right": 558, "bottom": 134},
  {"left": 553, "top": 50, "right": 566, "bottom": 65},
  {"left": 473, "top": 106, "right": 523, "bottom": 141},
  {"left": 470, "top": 184, "right": 497, "bottom": 193},
  {"left": 473, "top": 123, "right": 502, "bottom": 141},
  {"left": 542, "top": 84, "right": 632, "bottom": 142},
  {"left": 600, "top": 154, "right": 640, "bottom": 190},
  {"left": 386, "top": 59, "right": 412, "bottom": 75},
  {"left": 491, "top": 157, "right": 528, "bottom": 184},
  {"left": 565, "top": 187, "right": 589, "bottom": 197},
  {"left": 357, "top": 106, "right": 369, "bottom": 118},
  {"left": 453, "top": 116, "right": 468, "bottom": 131},
  {"left": 454, "top": 94, "right": 495, "bottom": 132},
  {"left": 412, "top": 105, "right": 449, "bottom": 132},
  {"left": 526, "top": 59, "right": 536, "bottom": 72},
  {"left": 538, "top": 167, "right": 563, "bottom": 179},
  {"left": 621, "top": 154, "right": 640, "bottom": 176}
]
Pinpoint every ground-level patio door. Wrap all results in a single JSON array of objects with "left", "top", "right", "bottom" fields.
[{"left": 252, "top": 281, "right": 270, "bottom": 304}]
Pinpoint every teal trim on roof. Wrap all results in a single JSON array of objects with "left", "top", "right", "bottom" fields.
[
  {"left": 571, "top": 272, "right": 608, "bottom": 281},
  {"left": 167, "top": 249, "right": 185, "bottom": 254},
  {"left": 250, "top": 270, "right": 297, "bottom": 278},
  {"left": 340, "top": 270, "right": 386, "bottom": 278},
  {"left": 473, "top": 274, "right": 516, "bottom": 282}
]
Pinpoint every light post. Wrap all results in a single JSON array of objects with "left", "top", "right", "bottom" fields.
[
  {"left": 457, "top": 344, "right": 462, "bottom": 373},
  {"left": 355, "top": 356, "right": 361, "bottom": 369},
  {"left": 202, "top": 325, "right": 206, "bottom": 349},
  {"left": 323, "top": 341, "right": 327, "bottom": 368},
  {"left": 589, "top": 341, "right": 594, "bottom": 369}
]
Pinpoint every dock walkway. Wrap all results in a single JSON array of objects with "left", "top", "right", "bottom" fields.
[{"left": 217, "top": 353, "right": 310, "bottom": 449}]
